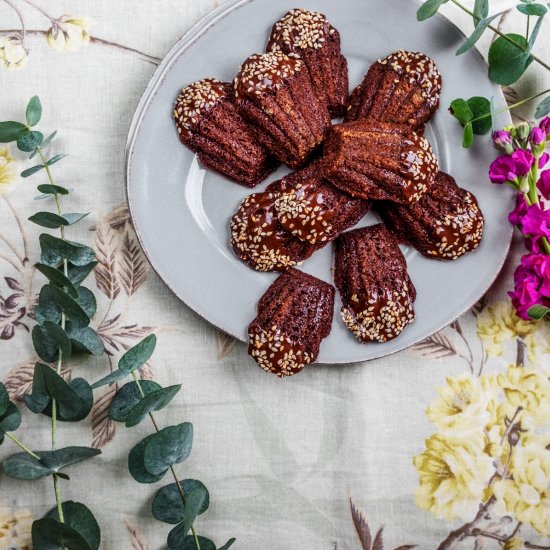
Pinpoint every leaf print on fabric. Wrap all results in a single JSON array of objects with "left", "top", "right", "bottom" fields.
[
  {"left": 97, "top": 314, "right": 153, "bottom": 355},
  {"left": 3, "top": 358, "right": 71, "bottom": 400},
  {"left": 94, "top": 220, "right": 120, "bottom": 300},
  {"left": 118, "top": 227, "right": 148, "bottom": 296},
  {"left": 216, "top": 330, "right": 237, "bottom": 359},
  {"left": 412, "top": 330, "right": 459, "bottom": 359},
  {"left": 124, "top": 517, "right": 151, "bottom": 550},
  {"left": 91, "top": 384, "right": 117, "bottom": 448},
  {"left": 0, "top": 504, "right": 33, "bottom": 549},
  {"left": 138, "top": 361, "right": 156, "bottom": 381}
]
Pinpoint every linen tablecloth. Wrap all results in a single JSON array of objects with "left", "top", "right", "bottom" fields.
[{"left": 1, "top": 1, "right": 550, "bottom": 548}]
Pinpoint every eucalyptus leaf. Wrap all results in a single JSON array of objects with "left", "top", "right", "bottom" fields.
[
  {"left": 152, "top": 479, "right": 209, "bottom": 525},
  {"left": 32, "top": 518, "right": 91, "bottom": 550},
  {"left": 0, "top": 383, "right": 8, "bottom": 416},
  {"left": 29, "top": 212, "right": 69, "bottom": 229},
  {"left": 128, "top": 434, "right": 168, "bottom": 484},
  {"left": 456, "top": 12, "right": 501, "bottom": 55},
  {"left": 450, "top": 98, "right": 473, "bottom": 124},
  {"left": 36, "top": 183, "right": 69, "bottom": 196},
  {"left": 40, "top": 130, "right": 57, "bottom": 150},
  {"left": 109, "top": 380, "right": 162, "bottom": 422},
  {"left": 168, "top": 535, "right": 216, "bottom": 550},
  {"left": 527, "top": 11, "right": 546, "bottom": 52},
  {"left": 35, "top": 284, "right": 90, "bottom": 328},
  {"left": 527, "top": 304, "right": 550, "bottom": 319},
  {"left": 517, "top": 2, "right": 547, "bottom": 15},
  {"left": 0, "top": 121, "right": 27, "bottom": 143},
  {"left": 3, "top": 453, "right": 52, "bottom": 480},
  {"left": 467, "top": 96, "right": 492, "bottom": 134},
  {"left": 39, "top": 234, "right": 95, "bottom": 267},
  {"left": 26, "top": 96, "right": 42, "bottom": 126},
  {"left": 0, "top": 402, "right": 22, "bottom": 433},
  {"left": 218, "top": 539, "right": 237, "bottom": 550},
  {"left": 473, "top": 0, "right": 489, "bottom": 22},
  {"left": 76, "top": 287, "right": 97, "bottom": 319},
  {"left": 65, "top": 323, "right": 104, "bottom": 356},
  {"left": 42, "top": 320, "right": 72, "bottom": 358},
  {"left": 63, "top": 212, "right": 90, "bottom": 225},
  {"left": 34, "top": 263, "right": 78, "bottom": 298},
  {"left": 125, "top": 385, "right": 181, "bottom": 427},
  {"left": 416, "top": 0, "right": 448, "bottom": 20},
  {"left": 46, "top": 501, "right": 101, "bottom": 550},
  {"left": 51, "top": 378, "right": 93, "bottom": 422},
  {"left": 66, "top": 261, "right": 98, "bottom": 286},
  {"left": 143, "top": 423, "right": 193, "bottom": 475},
  {"left": 167, "top": 487, "right": 207, "bottom": 548},
  {"left": 17, "top": 131, "right": 44, "bottom": 152},
  {"left": 535, "top": 95, "right": 550, "bottom": 117},
  {"left": 47, "top": 154, "right": 67, "bottom": 166},
  {"left": 488, "top": 33, "right": 533, "bottom": 85},
  {"left": 32, "top": 324, "right": 60, "bottom": 363},
  {"left": 21, "top": 164, "right": 45, "bottom": 178},
  {"left": 463, "top": 122, "right": 474, "bottom": 148},
  {"left": 118, "top": 334, "right": 157, "bottom": 374},
  {"left": 90, "top": 369, "right": 128, "bottom": 390}
]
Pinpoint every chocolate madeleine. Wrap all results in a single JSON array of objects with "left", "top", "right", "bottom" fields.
[
  {"left": 230, "top": 180, "right": 321, "bottom": 271},
  {"left": 234, "top": 51, "right": 331, "bottom": 169},
  {"left": 322, "top": 120, "right": 438, "bottom": 204},
  {"left": 378, "top": 171, "right": 484, "bottom": 260},
  {"left": 173, "top": 79, "right": 277, "bottom": 187},
  {"left": 346, "top": 50, "right": 442, "bottom": 130},
  {"left": 248, "top": 268, "right": 334, "bottom": 377},
  {"left": 275, "top": 162, "right": 370, "bottom": 244},
  {"left": 335, "top": 224, "right": 416, "bottom": 342},
  {"left": 267, "top": 8, "right": 348, "bottom": 117}
]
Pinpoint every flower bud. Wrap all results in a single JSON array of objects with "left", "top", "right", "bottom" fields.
[
  {"left": 515, "top": 122, "right": 531, "bottom": 147},
  {"left": 530, "top": 126, "right": 546, "bottom": 156},
  {"left": 0, "top": 34, "right": 28, "bottom": 70},
  {"left": 493, "top": 130, "right": 514, "bottom": 154},
  {"left": 47, "top": 16, "right": 92, "bottom": 52},
  {"left": 540, "top": 116, "right": 550, "bottom": 139}
]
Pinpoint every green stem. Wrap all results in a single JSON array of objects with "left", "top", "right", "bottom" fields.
[
  {"left": 450, "top": 0, "right": 550, "bottom": 73},
  {"left": 522, "top": 161, "right": 550, "bottom": 255},
  {"left": 3, "top": 431, "right": 41, "bottom": 460},
  {"left": 131, "top": 372, "right": 201, "bottom": 550},
  {"left": 53, "top": 475, "right": 65, "bottom": 522},
  {"left": 526, "top": 15, "right": 530, "bottom": 42}
]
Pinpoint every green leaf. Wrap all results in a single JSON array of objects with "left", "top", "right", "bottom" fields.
[
  {"left": 118, "top": 334, "right": 157, "bottom": 373},
  {"left": 3, "top": 446, "right": 100, "bottom": 480},
  {"left": 35, "top": 263, "right": 78, "bottom": 298},
  {"left": 463, "top": 122, "right": 474, "bottom": 148},
  {"left": 488, "top": 33, "right": 533, "bottom": 85},
  {"left": 21, "top": 164, "right": 46, "bottom": 178},
  {"left": 517, "top": 2, "right": 547, "bottom": 15},
  {"left": 54, "top": 378, "right": 93, "bottom": 422},
  {"left": 32, "top": 517, "right": 92, "bottom": 550},
  {"left": 36, "top": 183, "right": 69, "bottom": 195},
  {"left": 0, "top": 383, "right": 8, "bottom": 417},
  {"left": 35, "top": 284, "right": 90, "bottom": 328},
  {"left": 40, "top": 130, "right": 57, "bottom": 150},
  {"left": 125, "top": 385, "right": 181, "bottom": 427},
  {"left": 32, "top": 324, "right": 60, "bottom": 363},
  {"left": 128, "top": 435, "right": 168, "bottom": 484},
  {"left": 152, "top": 479, "right": 209, "bottom": 525},
  {"left": 169, "top": 536, "right": 216, "bottom": 550},
  {"left": 47, "top": 154, "right": 67, "bottom": 166},
  {"left": 46, "top": 501, "right": 100, "bottom": 550},
  {"left": 65, "top": 323, "right": 104, "bottom": 356},
  {"left": 42, "top": 321, "right": 72, "bottom": 358},
  {"left": 467, "top": 96, "right": 492, "bottom": 134},
  {"left": 17, "top": 131, "right": 44, "bottom": 152},
  {"left": 456, "top": 13, "right": 501, "bottom": 55},
  {"left": 63, "top": 212, "right": 90, "bottom": 225},
  {"left": 0, "top": 402, "right": 22, "bottom": 432},
  {"left": 473, "top": 0, "right": 489, "bottom": 22},
  {"left": 168, "top": 486, "right": 208, "bottom": 546},
  {"left": 91, "top": 370, "right": 128, "bottom": 390},
  {"left": 108, "top": 380, "right": 161, "bottom": 422},
  {"left": 143, "top": 423, "right": 193, "bottom": 475},
  {"left": 66, "top": 261, "right": 98, "bottom": 286},
  {"left": 535, "top": 95, "right": 550, "bottom": 118},
  {"left": 527, "top": 12, "right": 546, "bottom": 52},
  {"left": 29, "top": 212, "right": 69, "bottom": 229},
  {"left": 417, "top": 0, "right": 448, "bottom": 20},
  {"left": 26, "top": 96, "right": 42, "bottom": 126},
  {"left": 527, "top": 304, "right": 550, "bottom": 319},
  {"left": 450, "top": 98, "right": 473, "bottom": 124},
  {"left": 0, "top": 121, "right": 27, "bottom": 143},
  {"left": 39, "top": 234, "right": 95, "bottom": 267},
  {"left": 75, "top": 287, "right": 96, "bottom": 319},
  {"left": 218, "top": 539, "right": 237, "bottom": 550}
]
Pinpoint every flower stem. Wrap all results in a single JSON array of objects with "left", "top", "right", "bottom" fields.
[
  {"left": 20, "top": 0, "right": 54, "bottom": 22},
  {"left": 131, "top": 372, "right": 201, "bottom": 550},
  {"left": 450, "top": 0, "right": 550, "bottom": 73},
  {"left": 2, "top": 0, "right": 26, "bottom": 41},
  {"left": 3, "top": 430, "right": 41, "bottom": 460}
]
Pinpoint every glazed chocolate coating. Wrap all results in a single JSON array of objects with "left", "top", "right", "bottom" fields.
[
  {"left": 230, "top": 180, "right": 321, "bottom": 271},
  {"left": 173, "top": 78, "right": 277, "bottom": 187},
  {"left": 275, "top": 162, "right": 370, "bottom": 244},
  {"left": 377, "top": 171, "right": 484, "bottom": 260},
  {"left": 234, "top": 51, "right": 331, "bottom": 170},
  {"left": 334, "top": 224, "right": 416, "bottom": 343},
  {"left": 248, "top": 268, "right": 335, "bottom": 377},
  {"left": 346, "top": 50, "right": 442, "bottom": 130},
  {"left": 322, "top": 120, "right": 438, "bottom": 204},
  {"left": 267, "top": 8, "right": 349, "bottom": 117}
]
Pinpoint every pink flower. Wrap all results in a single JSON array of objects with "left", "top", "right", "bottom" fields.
[
  {"left": 489, "top": 150, "right": 534, "bottom": 185},
  {"left": 540, "top": 116, "right": 550, "bottom": 138},
  {"left": 508, "top": 194, "right": 529, "bottom": 226},
  {"left": 538, "top": 170, "right": 550, "bottom": 200},
  {"left": 493, "top": 130, "right": 513, "bottom": 153},
  {"left": 520, "top": 203, "right": 550, "bottom": 249},
  {"left": 509, "top": 253, "right": 550, "bottom": 319},
  {"left": 539, "top": 152, "right": 550, "bottom": 169},
  {"left": 530, "top": 126, "right": 545, "bottom": 145}
]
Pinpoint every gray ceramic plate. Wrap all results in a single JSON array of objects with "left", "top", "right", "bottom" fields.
[{"left": 126, "top": 0, "right": 513, "bottom": 364}]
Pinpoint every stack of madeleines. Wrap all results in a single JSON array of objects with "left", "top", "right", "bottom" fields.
[{"left": 172, "top": 8, "right": 485, "bottom": 378}]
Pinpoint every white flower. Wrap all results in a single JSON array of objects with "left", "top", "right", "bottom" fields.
[
  {"left": 46, "top": 16, "right": 92, "bottom": 52},
  {"left": 0, "top": 146, "right": 19, "bottom": 194},
  {"left": 0, "top": 34, "right": 28, "bottom": 70}
]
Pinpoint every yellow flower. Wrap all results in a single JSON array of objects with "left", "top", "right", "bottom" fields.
[
  {"left": 494, "top": 437, "right": 550, "bottom": 536},
  {"left": 47, "top": 16, "right": 92, "bottom": 52},
  {"left": 0, "top": 505, "right": 33, "bottom": 549},
  {"left": 426, "top": 375, "right": 492, "bottom": 434},
  {"left": 0, "top": 146, "right": 19, "bottom": 194},
  {"left": 497, "top": 364, "right": 550, "bottom": 426},
  {"left": 413, "top": 433, "right": 493, "bottom": 520},
  {"left": 0, "top": 35, "right": 28, "bottom": 70}
]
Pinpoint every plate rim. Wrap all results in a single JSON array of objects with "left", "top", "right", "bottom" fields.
[{"left": 125, "top": 0, "right": 513, "bottom": 365}]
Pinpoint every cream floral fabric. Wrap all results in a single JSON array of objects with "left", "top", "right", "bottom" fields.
[{"left": 0, "top": 1, "right": 549, "bottom": 549}]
